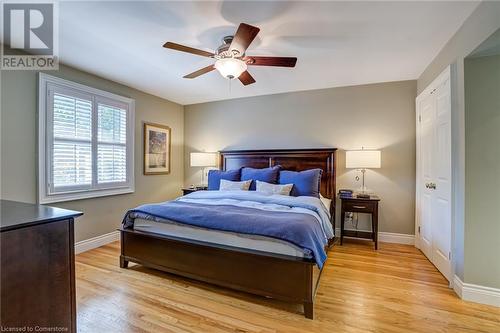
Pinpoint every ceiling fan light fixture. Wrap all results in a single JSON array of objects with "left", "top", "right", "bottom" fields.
[{"left": 214, "top": 57, "right": 247, "bottom": 79}]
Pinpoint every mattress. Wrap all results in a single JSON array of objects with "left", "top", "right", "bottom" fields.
[{"left": 133, "top": 217, "right": 310, "bottom": 258}]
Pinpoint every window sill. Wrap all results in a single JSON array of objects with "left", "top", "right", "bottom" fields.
[{"left": 39, "top": 187, "right": 134, "bottom": 204}]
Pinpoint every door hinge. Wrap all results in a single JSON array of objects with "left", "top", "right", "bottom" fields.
[
  {"left": 449, "top": 252, "right": 451, "bottom": 260},
  {"left": 418, "top": 226, "right": 421, "bottom": 234},
  {"left": 418, "top": 115, "right": 422, "bottom": 122}
]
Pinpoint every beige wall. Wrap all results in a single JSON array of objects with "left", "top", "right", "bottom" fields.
[
  {"left": 464, "top": 54, "right": 500, "bottom": 289},
  {"left": 417, "top": 1, "right": 500, "bottom": 284},
  {"left": 185, "top": 80, "right": 417, "bottom": 235},
  {"left": 1, "top": 65, "right": 184, "bottom": 242}
]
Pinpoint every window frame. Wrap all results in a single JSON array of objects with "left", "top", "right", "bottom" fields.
[{"left": 38, "top": 73, "right": 135, "bottom": 204}]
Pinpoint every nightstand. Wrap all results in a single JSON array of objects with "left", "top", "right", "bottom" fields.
[
  {"left": 339, "top": 195, "right": 380, "bottom": 249},
  {"left": 182, "top": 187, "right": 207, "bottom": 195}
]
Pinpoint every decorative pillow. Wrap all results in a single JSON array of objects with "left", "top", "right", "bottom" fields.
[
  {"left": 219, "top": 179, "right": 252, "bottom": 191},
  {"left": 255, "top": 180, "right": 293, "bottom": 196},
  {"left": 279, "top": 168, "right": 323, "bottom": 197},
  {"left": 207, "top": 168, "right": 241, "bottom": 190},
  {"left": 241, "top": 165, "right": 281, "bottom": 190}
]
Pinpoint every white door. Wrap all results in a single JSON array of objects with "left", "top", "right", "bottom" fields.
[
  {"left": 416, "top": 67, "right": 452, "bottom": 282},
  {"left": 431, "top": 78, "right": 452, "bottom": 280},
  {"left": 418, "top": 92, "right": 435, "bottom": 261}
]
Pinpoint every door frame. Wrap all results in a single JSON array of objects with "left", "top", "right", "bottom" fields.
[{"left": 415, "top": 65, "right": 453, "bottom": 284}]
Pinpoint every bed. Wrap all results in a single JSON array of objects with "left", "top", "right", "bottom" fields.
[{"left": 119, "top": 148, "right": 337, "bottom": 319}]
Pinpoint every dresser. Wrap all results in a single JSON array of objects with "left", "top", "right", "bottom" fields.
[{"left": 0, "top": 200, "right": 82, "bottom": 332}]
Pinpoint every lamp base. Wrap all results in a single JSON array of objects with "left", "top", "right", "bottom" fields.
[{"left": 356, "top": 193, "right": 371, "bottom": 199}]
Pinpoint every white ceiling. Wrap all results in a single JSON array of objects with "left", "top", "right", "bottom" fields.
[{"left": 56, "top": 1, "right": 479, "bottom": 105}]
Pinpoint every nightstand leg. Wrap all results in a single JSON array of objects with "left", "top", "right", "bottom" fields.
[
  {"left": 120, "top": 255, "right": 129, "bottom": 268},
  {"left": 340, "top": 210, "right": 345, "bottom": 245},
  {"left": 372, "top": 209, "right": 378, "bottom": 250}
]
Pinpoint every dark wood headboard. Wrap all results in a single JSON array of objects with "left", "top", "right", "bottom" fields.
[{"left": 219, "top": 148, "right": 337, "bottom": 200}]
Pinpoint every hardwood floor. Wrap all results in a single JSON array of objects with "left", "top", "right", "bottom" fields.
[{"left": 76, "top": 240, "right": 500, "bottom": 333}]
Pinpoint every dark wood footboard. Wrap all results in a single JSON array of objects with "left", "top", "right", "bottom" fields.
[{"left": 120, "top": 228, "right": 324, "bottom": 319}]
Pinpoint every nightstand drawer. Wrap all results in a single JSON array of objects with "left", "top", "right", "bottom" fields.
[{"left": 342, "top": 200, "right": 376, "bottom": 213}]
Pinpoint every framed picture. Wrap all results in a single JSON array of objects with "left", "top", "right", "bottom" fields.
[{"left": 143, "top": 122, "right": 171, "bottom": 175}]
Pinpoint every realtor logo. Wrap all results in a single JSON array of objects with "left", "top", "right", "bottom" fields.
[{"left": 1, "top": 1, "right": 58, "bottom": 70}]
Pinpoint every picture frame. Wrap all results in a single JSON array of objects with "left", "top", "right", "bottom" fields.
[{"left": 143, "top": 122, "right": 171, "bottom": 175}]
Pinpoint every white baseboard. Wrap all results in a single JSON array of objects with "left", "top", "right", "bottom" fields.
[
  {"left": 378, "top": 232, "right": 415, "bottom": 245},
  {"left": 453, "top": 275, "right": 500, "bottom": 307},
  {"left": 453, "top": 275, "right": 464, "bottom": 298},
  {"left": 75, "top": 230, "right": 120, "bottom": 254},
  {"left": 336, "top": 228, "right": 415, "bottom": 245}
]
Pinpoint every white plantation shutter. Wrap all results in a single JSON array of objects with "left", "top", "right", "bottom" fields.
[
  {"left": 97, "top": 145, "right": 126, "bottom": 183},
  {"left": 52, "top": 93, "right": 93, "bottom": 190},
  {"left": 53, "top": 142, "right": 92, "bottom": 187},
  {"left": 39, "top": 74, "right": 135, "bottom": 203},
  {"left": 97, "top": 103, "right": 127, "bottom": 184}
]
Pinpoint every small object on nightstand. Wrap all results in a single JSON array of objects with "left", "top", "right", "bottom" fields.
[
  {"left": 339, "top": 194, "right": 380, "bottom": 249},
  {"left": 356, "top": 193, "right": 370, "bottom": 199},
  {"left": 338, "top": 189, "right": 353, "bottom": 198}
]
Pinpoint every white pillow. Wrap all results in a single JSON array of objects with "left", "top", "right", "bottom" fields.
[
  {"left": 219, "top": 179, "right": 252, "bottom": 191},
  {"left": 320, "top": 194, "right": 332, "bottom": 214},
  {"left": 255, "top": 180, "right": 293, "bottom": 196}
]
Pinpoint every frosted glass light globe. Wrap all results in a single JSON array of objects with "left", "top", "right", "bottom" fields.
[{"left": 214, "top": 58, "right": 247, "bottom": 79}]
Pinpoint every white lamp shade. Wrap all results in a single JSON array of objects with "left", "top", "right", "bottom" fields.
[
  {"left": 190, "top": 152, "right": 217, "bottom": 167},
  {"left": 346, "top": 150, "right": 381, "bottom": 169},
  {"left": 214, "top": 58, "right": 247, "bottom": 79}
]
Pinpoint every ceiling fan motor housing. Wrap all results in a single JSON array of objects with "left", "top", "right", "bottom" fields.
[{"left": 216, "top": 36, "right": 243, "bottom": 58}]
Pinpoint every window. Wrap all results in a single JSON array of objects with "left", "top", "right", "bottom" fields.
[{"left": 38, "top": 73, "right": 134, "bottom": 203}]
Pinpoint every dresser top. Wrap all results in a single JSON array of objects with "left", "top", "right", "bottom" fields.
[{"left": 0, "top": 200, "right": 83, "bottom": 232}]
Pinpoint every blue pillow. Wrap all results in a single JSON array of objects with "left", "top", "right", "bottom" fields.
[
  {"left": 279, "top": 169, "right": 323, "bottom": 197},
  {"left": 241, "top": 165, "right": 281, "bottom": 190},
  {"left": 207, "top": 169, "right": 241, "bottom": 190}
]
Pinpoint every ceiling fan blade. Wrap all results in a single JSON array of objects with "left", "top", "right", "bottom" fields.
[
  {"left": 163, "top": 42, "right": 215, "bottom": 58},
  {"left": 183, "top": 65, "right": 215, "bottom": 79},
  {"left": 238, "top": 71, "right": 256, "bottom": 86},
  {"left": 243, "top": 56, "right": 297, "bottom": 67},
  {"left": 229, "top": 23, "right": 260, "bottom": 56}
]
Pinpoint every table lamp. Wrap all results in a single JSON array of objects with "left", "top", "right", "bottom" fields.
[
  {"left": 190, "top": 152, "right": 217, "bottom": 188},
  {"left": 346, "top": 149, "right": 381, "bottom": 198}
]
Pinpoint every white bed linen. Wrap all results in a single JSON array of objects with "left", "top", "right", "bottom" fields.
[{"left": 133, "top": 217, "right": 309, "bottom": 258}]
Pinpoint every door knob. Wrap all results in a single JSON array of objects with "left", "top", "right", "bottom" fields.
[{"left": 425, "top": 183, "right": 436, "bottom": 189}]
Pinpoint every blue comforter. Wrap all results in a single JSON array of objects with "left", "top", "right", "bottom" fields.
[{"left": 123, "top": 191, "right": 332, "bottom": 268}]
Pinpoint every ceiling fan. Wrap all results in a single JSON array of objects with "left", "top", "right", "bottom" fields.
[{"left": 163, "top": 23, "right": 297, "bottom": 86}]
